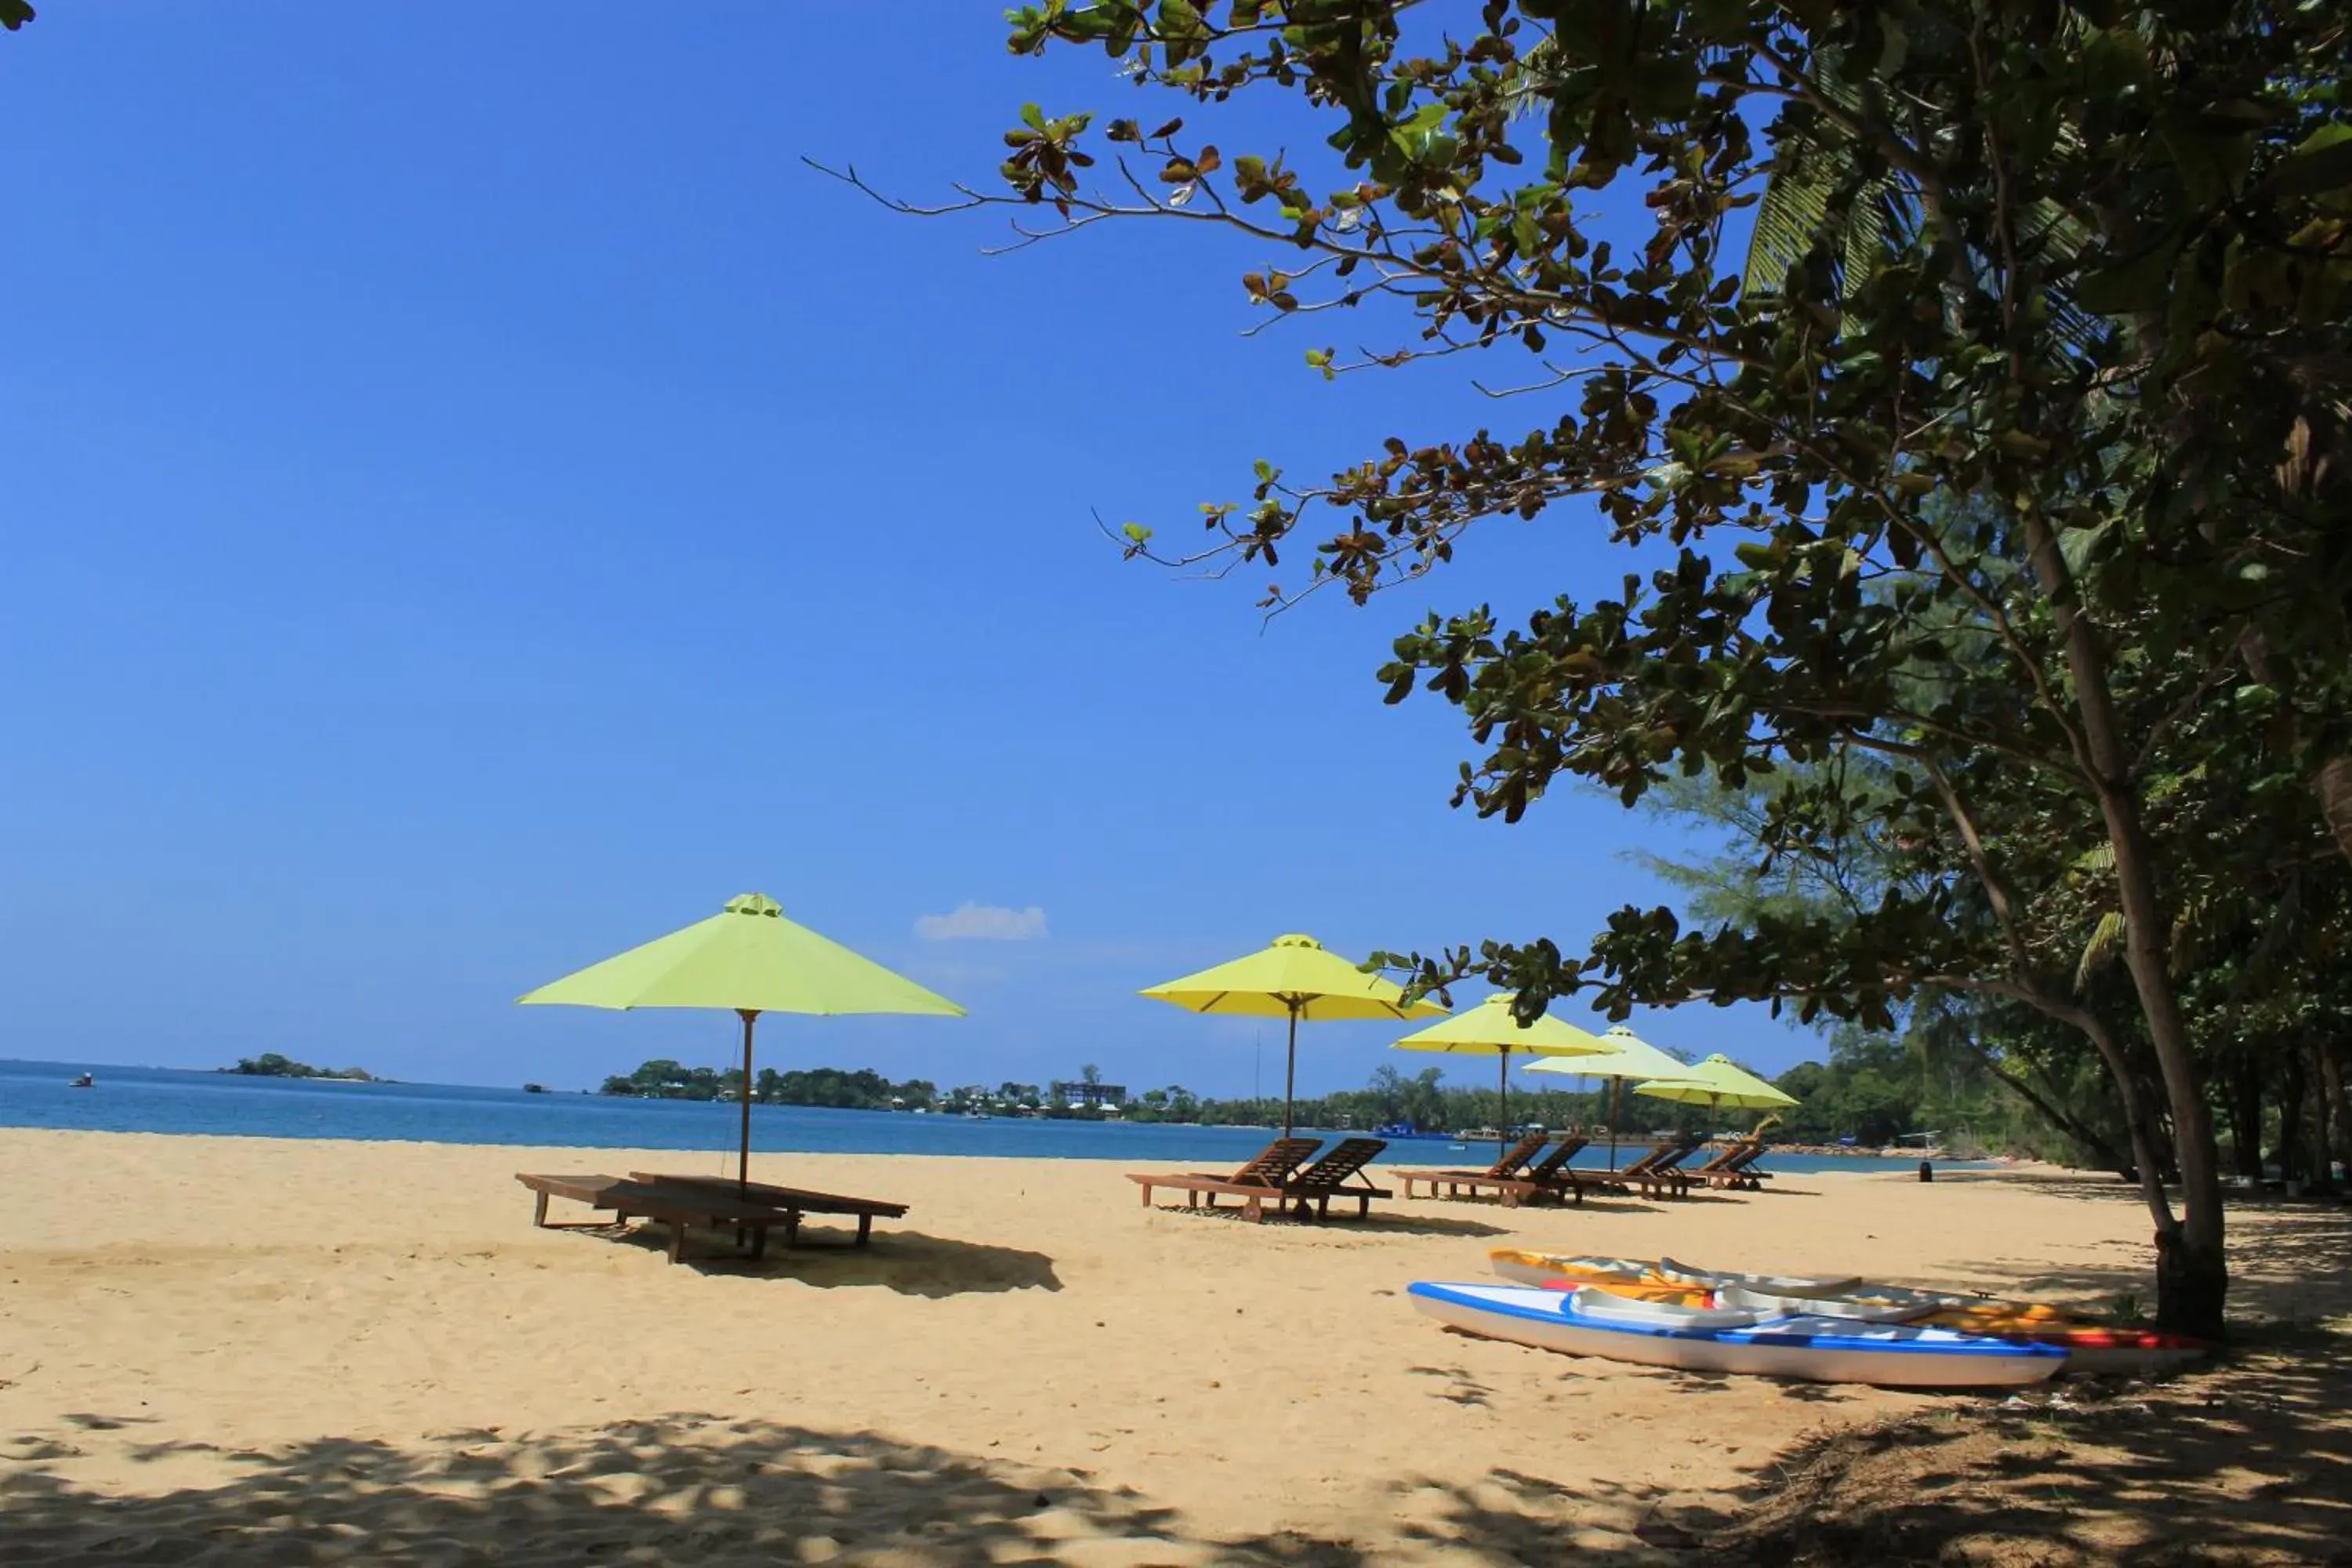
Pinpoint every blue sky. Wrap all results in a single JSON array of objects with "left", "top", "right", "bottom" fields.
[{"left": 1, "top": 6, "right": 1817, "bottom": 1095}]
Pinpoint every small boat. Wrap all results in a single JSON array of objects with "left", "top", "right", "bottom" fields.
[
  {"left": 1653, "top": 1256, "right": 1869, "bottom": 1295},
  {"left": 1496, "top": 1251, "right": 2209, "bottom": 1376},
  {"left": 1709, "top": 1286, "right": 2207, "bottom": 1375},
  {"left": 69, "top": 1073, "right": 94, "bottom": 1088},
  {"left": 1488, "top": 1250, "right": 1709, "bottom": 1303},
  {"left": 1410, "top": 1282, "right": 2067, "bottom": 1388}
]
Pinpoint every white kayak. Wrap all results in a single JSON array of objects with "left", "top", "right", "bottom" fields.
[
  {"left": 1713, "top": 1284, "right": 1931, "bottom": 1323},
  {"left": 1653, "top": 1255, "right": 1871, "bottom": 1295},
  {"left": 1409, "top": 1283, "right": 2067, "bottom": 1388},
  {"left": 1489, "top": 1252, "right": 1654, "bottom": 1288}
]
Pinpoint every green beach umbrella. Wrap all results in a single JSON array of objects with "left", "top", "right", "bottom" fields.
[
  {"left": 1635, "top": 1053, "right": 1798, "bottom": 1124},
  {"left": 1140, "top": 933, "right": 1447, "bottom": 1138},
  {"left": 1523, "top": 1024, "right": 1700, "bottom": 1167},
  {"left": 519, "top": 892, "right": 964, "bottom": 1192},
  {"left": 1391, "top": 993, "right": 1612, "bottom": 1149}
]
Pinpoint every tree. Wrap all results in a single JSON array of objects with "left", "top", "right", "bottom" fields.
[
  {"left": 871, "top": 1, "right": 2352, "bottom": 1335},
  {"left": 1080, "top": 1063, "right": 1102, "bottom": 1086}
]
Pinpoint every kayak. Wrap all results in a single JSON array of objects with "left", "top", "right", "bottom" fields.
[
  {"left": 1653, "top": 1256, "right": 1871, "bottom": 1295},
  {"left": 1494, "top": 1254, "right": 2212, "bottom": 1377},
  {"left": 1487, "top": 1251, "right": 1651, "bottom": 1287},
  {"left": 1486, "top": 1250, "right": 1707, "bottom": 1303},
  {"left": 1410, "top": 1282, "right": 2067, "bottom": 1388}
]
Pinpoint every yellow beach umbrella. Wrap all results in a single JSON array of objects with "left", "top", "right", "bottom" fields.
[
  {"left": 519, "top": 892, "right": 964, "bottom": 1192},
  {"left": 1391, "top": 993, "right": 1612, "bottom": 1149},
  {"left": 1141, "top": 933, "right": 1446, "bottom": 1138},
  {"left": 1524, "top": 1024, "right": 1701, "bottom": 1168},
  {"left": 1635, "top": 1053, "right": 1798, "bottom": 1124}
]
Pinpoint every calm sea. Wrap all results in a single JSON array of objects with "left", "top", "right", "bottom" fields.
[{"left": 0, "top": 1058, "right": 1971, "bottom": 1172}]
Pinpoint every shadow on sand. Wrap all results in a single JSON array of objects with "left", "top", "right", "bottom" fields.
[
  {"left": 1715, "top": 1324, "right": 2352, "bottom": 1566},
  {"left": 1144, "top": 1203, "right": 1519, "bottom": 1239},
  {"left": 598, "top": 1224, "right": 1064, "bottom": 1296},
  {"left": 0, "top": 1414, "right": 1769, "bottom": 1567},
  {"left": 0, "top": 1417, "right": 1379, "bottom": 1566}
]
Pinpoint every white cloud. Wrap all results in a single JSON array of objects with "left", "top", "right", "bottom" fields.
[{"left": 913, "top": 902, "right": 1049, "bottom": 942}]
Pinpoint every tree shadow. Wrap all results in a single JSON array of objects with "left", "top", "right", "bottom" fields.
[
  {"left": 0, "top": 1416, "right": 1369, "bottom": 1566},
  {"left": 1712, "top": 1326, "right": 2352, "bottom": 1566},
  {"left": 605, "top": 1225, "right": 1063, "bottom": 1296},
  {"left": 1936, "top": 1191, "right": 2352, "bottom": 1322},
  {"left": 1387, "top": 1463, "right": 1745, "bottom": 1563},
  {"left": 1147, "top": 1206, "right": 1514, "bottom": 1238}
]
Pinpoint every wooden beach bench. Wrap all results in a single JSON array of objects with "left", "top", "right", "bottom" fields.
[
  {"left": 1397, "top": 1132, "right": 1584, "bottom": 1207},
  {"left": 1283, "top": 1136, "right": 1392, "bottom": 1220},
  {"left": 514, "top": 1173, "right": 799, "bottom": 1264},
  {"left": 1125, "top": 1136, "right": 1321, "bottom": 1223},
  {"left": 1697, "top": 1142, "right": 1773, "bottom": 1190},
  {"left": 630, "top": 1171, "right": 908, "bottom": 1247},
  {"left": 1575, "top": 1138, "right": 1704, "bottom": 1200}
]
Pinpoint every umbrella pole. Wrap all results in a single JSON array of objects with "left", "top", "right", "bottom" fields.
[
  {"left": 1281, "top": 1004, "right": 1299, "bottom": 1140},
  {"left": 737, "top": 1008, "right": 759, "bottom": 1196},
  {"left": 1608, "top": 1076, "right": 1621, "bottom": 1170},
  {"left": 1498, "top": 1048, "right": 1510, "bottom": 1152}
]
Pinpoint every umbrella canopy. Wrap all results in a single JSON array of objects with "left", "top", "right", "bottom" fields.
[
  {"left": 1391, "top": 993, "right": 1613, "bottom": 1147},
  {"left": 1635, "top": 1053, "right": 1798, "bottom": 1113},
  {"left": 1522, "top": 1025, "right": 1696, "bottom": 1087},
  {"left": 520, "top": 892, "right": 964, "bottom": 1190},
  {"left": 1141, "top": 933, "right": 1446, "bottom": 1138},
  {"left": 518, "top": 892, "right": 965, "bottom": 1017},
  {"left": 1523, "top": 1024, "right": 1702, "bottom": 1168}
]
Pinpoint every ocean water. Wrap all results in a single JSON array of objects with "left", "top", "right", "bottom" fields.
[{"left": 0, "top": 1058, "right": 1973, "bottom": 1172}]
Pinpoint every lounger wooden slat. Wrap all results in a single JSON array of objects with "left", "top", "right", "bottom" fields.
[
  {"left": 1126, "top": 1137, "right": 1323, "bottom": 1223},
  {"left": 1697, "top": 1143, "right": 1773, "bottom": 1190},
  {"left": 1398, "top": 1134, "right": 1587, "bottom": 1207},
  {"left": 628, "top": 1172, "right": 909, "bottom": 1247},
  {"left": 1571, "top": 1138, "right": 1704, "bottom": 1200},
  {"left": 1283, "top": 1137, "right": 1392, "bottom": 1220},
  {"left": 515, "top": 1173, "right": 797, "bottom": 1263}
]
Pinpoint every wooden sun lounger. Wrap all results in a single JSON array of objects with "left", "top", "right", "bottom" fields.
[
  {"left": 1690, "top": 1140, "right": 1756, "bottom": 1179},
  {"left": 515, "top": 1172, "right": 798, "bottom": 1263},
  {"left": 1573, "top": 1138, "right": 1704, "bottom": 1200},
  {"left": 1699, "top": 1144, "right": 1773, "bottom": 1190},
  {"left": 1283, "top": 1137, "right": 1392, "bottom": 1220},
  {"left": 630, "top": 1172, "right": 909, "bottom": 1247},
  {"left": 1127, "top": 1137, "right": 1321, "bottom": 1223},
  {"left": 1395, "top": 1131, "right": 1548, "bottom": 1203},
  {"left": 1399, "top": 1134, "right": 1588, "bottom": 1207}
]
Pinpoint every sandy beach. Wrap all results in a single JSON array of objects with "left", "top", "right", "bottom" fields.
[{"left": 2, "top": 1130, "right": 2347, "bottom": 1565}]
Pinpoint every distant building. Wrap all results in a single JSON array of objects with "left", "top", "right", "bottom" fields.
[{"left": 1051, "top": 1080, "right": 1126, "bottom": 1109}]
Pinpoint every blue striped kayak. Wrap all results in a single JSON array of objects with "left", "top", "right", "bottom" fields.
[{"left": 1409, "top": 1282, "right": 2067, "bottom": 1388}]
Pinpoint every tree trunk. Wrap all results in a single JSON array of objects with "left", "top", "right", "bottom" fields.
[
  {"left": 2154, "top": 1229, "right": 2230, "bottom": 1341},
  {"left": 2025, "top": 513, "right": 2228, "bottom": 1339},
  {"left": 1963, "top": 1036, "right": 2136, "bottom": 1178},
  {"left": 2307, "top": 1041, "right": 2337, "bottom": 1196},
  {"left": 2274, "top": 1051, "right": 2307, "bottom": 1186},
  {"left": 2319, "top": 756, "right": 2352, "bottom": 869},
  {"left": 2227, "top": 1058, "right": 2265, "bottom": 1181},
  {"left": 2318, "top": 1037, "right": 2352, "bottom": 1178}
]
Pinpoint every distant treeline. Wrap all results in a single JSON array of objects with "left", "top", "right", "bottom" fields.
[
  {"left": 225, "top": 1053, "right": 376, "bottom": 1082},
  {"left": 600, "top": 1062, "right": 1134, "bottom": 1115},
  {"left": 592, "top": 1052, "right": 2010, "bottom": 1152}
]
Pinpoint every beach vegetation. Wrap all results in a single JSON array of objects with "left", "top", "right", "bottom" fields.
[
  {"left": 227, "top": 1053, "right": 374, "bottom": 1082},
  {"left": 870, "top": 0, "right": 2352, "bottom": 1338}
]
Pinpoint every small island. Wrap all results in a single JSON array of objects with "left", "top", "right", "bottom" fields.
[{"left": 222, "top": 1053, "right": 378, "bottom": 1083}]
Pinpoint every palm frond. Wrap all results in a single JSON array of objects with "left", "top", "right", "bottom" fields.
[{"left": 2075, "top": 909, "right": 2127, "bottom": 993}]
